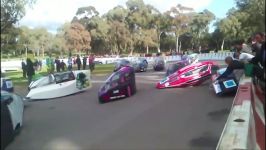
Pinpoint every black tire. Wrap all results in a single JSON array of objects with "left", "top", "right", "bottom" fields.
[
  {"left": 99, "top": 99, "right": 105, "bottom": 104},
  {"left": 126, "top": 85, "right": 132, "bottom": 97}
]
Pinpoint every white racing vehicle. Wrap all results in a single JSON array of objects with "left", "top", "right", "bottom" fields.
[
  {"left": 1, "top": 91, "right": 24, "bottom": 150},
  {"left": 26, "top": 70, "right": 91, "bottom": 100}
]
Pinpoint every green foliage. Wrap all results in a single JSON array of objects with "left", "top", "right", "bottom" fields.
[
  {"left": 2, "top": 0, "right": 264, "bottom": 56},
  {"left": 1, "top": 0, "right": 36, "bottom": 33}
]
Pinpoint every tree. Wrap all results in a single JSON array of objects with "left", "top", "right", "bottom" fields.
[
  {"left": 64, "top": 22, "right": 91, "bottom": 54},
  {"left": 190, "top": 9, "right": 215, "bottom": 51},
  {"left": 165, "top": 4, "right": 194, "bottom": 53},
  {"left": 1, "top": 0, "right": 36, "bottom": 33}
]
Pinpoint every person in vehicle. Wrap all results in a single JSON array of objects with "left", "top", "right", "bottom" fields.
[
  {"left": 216, "top": 56, "right": 244, "bottom": 81},
  {"left": 26, "top": 58, "right": 35, "bottom": 85},
  {"left": 76, "top": 55, "right": 82, "bottom": 70}
]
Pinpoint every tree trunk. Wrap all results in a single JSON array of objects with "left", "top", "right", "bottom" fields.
[
  {"left": 221, "top": 38, "right": 225, "bottom": 51},
  {"left": 42, "top": 45, "right": 44, "bottom": 58},
  {"left": 146, "top": 45, "right": 149, "bottom": 54},
  {"left": 179, "top": 41, "right": 182, "bottom": 53},
  {"left": 176, "top": 35, "right": 179, "bottom": 53},
  {"left": 158, "top": 32, "right": 161, "bottom": 53}
]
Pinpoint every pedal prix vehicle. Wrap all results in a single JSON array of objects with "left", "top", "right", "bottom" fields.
[
  {"left": 1, "top": 91, "right": 24, "bottom": 150},
  {"left": 98, "top": 66, "right": 136, "bottom": 103},
  {"left": 211, "top": 68, "right": 239, "bottom": 96},
  {"left": 114, "top": 59, "right": 131, "bottom": 72},
  {"left": 26, "top": 70, "right": 91, "bottom": 100},
  {"left": 153, "top": 57, "right": 165, "bottom": 71},
  {"left": 1, "top": 77, "right": 14, "bottom": 92},
  {"left": 156, "top": 61, "right": 219, "bottom": 89},
  {"left": 165, "top": 59, "right": 190, "bottom": 76},
  {"left": 132, "top": 57, "right": 148, "bottom": 72}
]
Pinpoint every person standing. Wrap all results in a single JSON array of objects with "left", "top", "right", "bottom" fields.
[
  {"left": 249, "top": 32, "right": 265, "bottom": 81},
  {"left": 67, "top": 57, "right": 72, "bottom": 71},
  {"left": 46, "top": 54, "right": 54, "bottom": 74},
  {"left": 26, "top": 58, "right": 35, "bottom": 85},
  {"left": 82, "top": 56, "right": 87, "bottom": 70},
  {"left": 76, "top": 55, "right": 81, "bottom": 70},
  {"left": 55, "top": 57, "right": 61, "bottom": 72},
  {"left": 39, "top": 60, "right": 42, "bottom": 71},
  {"left": 89, "top": 54, "right": 95, "bottom": 72},
  {"left": 60, "top": 60, "right": 66, "bottom": 71},
  {"left": 21, "top": 59, "right": 27, "bottom": 78}
]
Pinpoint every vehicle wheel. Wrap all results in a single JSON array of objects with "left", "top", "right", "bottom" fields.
[
  {"left": 126, "top": 86, "right": 131, "bottom": 97},
  {"left": 99, "top": 99, "right": 105, "bottom": 104},
  {"left": 14, "top": 124, "right": 21, "bottom": 135}
]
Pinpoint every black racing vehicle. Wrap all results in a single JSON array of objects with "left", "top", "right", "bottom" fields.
[
  {"left": 98, "top": 66, "right": 136, "bottom": 103},
  {"left": 153, "top": 57, "right": 165, "bottom": 71},
  {"left": 132, "top": 57, "right": 148, "bottom": 72}
]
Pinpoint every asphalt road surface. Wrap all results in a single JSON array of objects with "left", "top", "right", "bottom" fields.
[{"left": 6, "top": 68, "right": 233, "bottom": 150}]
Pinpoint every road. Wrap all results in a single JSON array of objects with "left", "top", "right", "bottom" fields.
[{"left": 6, "top": 68, "right": 233, "bottom": 150}]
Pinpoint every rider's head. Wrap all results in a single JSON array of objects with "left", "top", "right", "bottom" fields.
[{"left": 225, "top": 56, "right": 233, "bottom": 65}]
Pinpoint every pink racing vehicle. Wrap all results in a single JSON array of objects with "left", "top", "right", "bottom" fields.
[{"left": 156, "top": 61, "right": 219, "bottom": 89}]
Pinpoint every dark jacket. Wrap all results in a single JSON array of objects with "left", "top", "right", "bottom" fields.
[
  {"left": 83, "top": 57, "right": 87, "bottom": 64},
  {"left": 26, "top": 59, "right": 35, "bottom": 76},
  {"left": 76, "top": 58, "right": 81, "bottom": 65},
  {"left": 22, "top": 62, "right": 26, "bottom": 70},
  {"left": 217, "top": 60, "right": 244, "bottom": 80},
  {"left": 250, "top": 42, "right": 265, "bottom": 71}
]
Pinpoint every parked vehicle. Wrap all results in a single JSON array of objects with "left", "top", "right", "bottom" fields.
[
  {"left": 1, "top": 91, "right": 24, "bottom": 150},
  {"left": 98, "top": 66, "right": 136, "bottom": 103}
]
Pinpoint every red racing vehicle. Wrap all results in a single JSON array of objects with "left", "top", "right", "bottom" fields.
[{"left": 156, "top": 61, "right": 219, "bottom": 89}]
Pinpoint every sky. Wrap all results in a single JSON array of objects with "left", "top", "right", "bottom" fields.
[{"left": 19, "top": 0, "right": 236, "bottom": 34}]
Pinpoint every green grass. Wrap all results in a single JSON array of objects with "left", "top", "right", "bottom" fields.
[{"left": 3, "top": 64, "right": 114, "bottom": 86}]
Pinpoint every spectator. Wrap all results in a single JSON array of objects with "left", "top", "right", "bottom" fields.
[
  {"left": 76, "top": 55, "right": 81, "bottom": 70},
  {"left": 89, "top": 54, "right": 95, "bottom": 72},
  {"left": 55, "top": 57, "right": 61, "bottom": 72},
  {"left": 33, "top": 59, "right": 38, "bottom": 71},
  {"left": 39, "top": 60, "right": 42, "bottom": 71},
  {"left": 233, "top": 40, "right": 254, "bottom": 62},
  {"left": 26, "top": 58, "right": 35, "bottom": 85},
  {"left": 21, "top": 59, "right": 27, "bottom": 78},
  {"left": 60, "top": 60, "right": 66, "bottom": 71},
  {"left": 68, "top": 57, "right": 73, "bottom": 71},
  {"left": 249, "top": 32, "right": 265, "bottom": 81},
  {"left": 46, "top": 54, "right": 54, "bottom": 74},
  {"left": 83, "top": 56, "right": 87, "bottom": 70}
]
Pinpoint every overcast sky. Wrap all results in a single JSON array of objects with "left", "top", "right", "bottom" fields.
[{"left": 19, "top": 0, "right": 235, "bottom": 34}]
